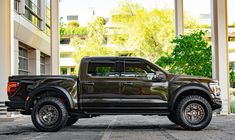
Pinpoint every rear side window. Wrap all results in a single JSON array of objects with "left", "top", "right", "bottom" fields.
[{"left": 88, "top": 61, "right": 118, "bottom": 77}]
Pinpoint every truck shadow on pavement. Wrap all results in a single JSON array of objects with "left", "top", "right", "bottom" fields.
[
  {"left": 0, "top": 124, "right": 183, "bottom": 135},
  {"left": 0, "top": 123, "right": 219, "bottom": 135},
  {"left": 67, "top": 123, "right": 183, "bottom": 131}
]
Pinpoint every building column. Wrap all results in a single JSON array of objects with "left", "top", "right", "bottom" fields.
[
  {"left": 211, "top": 0, "right": 230, "bottom": 114},
  {"left": 67, "top": 67, "right": 71, "bottom": 75},
  {"left": 40, "top": 0, "right": 46, "bottom": 30},
  {"left": 0, "top": 0, "right": 13, "bottom": 101},
  {"left": 45, "top": 56, "right": 51, "bottom": 75},
  {"left": 28, "top": 49, "right": 41, "bottom": 75},
  {"left": 174, "top": 0, "right": 184, "bottom": 36},
  {"left": 14, "top": 39, "right": 19, "bottom": 75},
  {"left": 50, "top": 0, "right": 60, "bottom": 75}
]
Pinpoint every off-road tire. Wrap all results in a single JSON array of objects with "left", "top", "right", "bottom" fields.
[
  {"left": 167, "top": 113, "right": 179, "bottom": 125},
  {"left": 31, "top": 97, "right": 68, "bottom": 132},
  {"left": 176, "top": 95, "right": 212, "bottom": 130},
  {"left": 66, "top": 117, "right": 79, "bottom": 126}
]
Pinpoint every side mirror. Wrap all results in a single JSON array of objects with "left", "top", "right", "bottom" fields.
[{"left": 152, "top": 71, "right": 166, "bottom": 82}]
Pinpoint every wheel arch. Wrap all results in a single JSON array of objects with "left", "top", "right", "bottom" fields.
[
  {"left": 25, "top": 86, "right": 74, "bottom": 110},
  {"left": 169, "top": 84, "right": 213, "bottom": 112}
]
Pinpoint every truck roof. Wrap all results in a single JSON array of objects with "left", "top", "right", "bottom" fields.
[
  {"left": 82, "top": 56, "right": 147, "bottom": 61},
  {"left": 81, "top": 56, "right": 169, "bottom": 74}
]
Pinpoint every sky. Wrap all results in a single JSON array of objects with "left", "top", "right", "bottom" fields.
[
  {"left": 59, "top": 0, "right": 235, "bottom": 26},
  {"left": 59, "top": 0, "right": 162, "bottom": 26}
]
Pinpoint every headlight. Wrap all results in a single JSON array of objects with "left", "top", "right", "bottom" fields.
[{"left": 209, "top": 82, "right": 220, "bottom": 96}]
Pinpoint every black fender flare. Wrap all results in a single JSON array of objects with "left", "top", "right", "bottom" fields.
[
  {"left": 25, "top": 86, "right": 74, "bottom": 110},
  {"left": 169, "top": 83, "right": 213, "bottom": 112}
]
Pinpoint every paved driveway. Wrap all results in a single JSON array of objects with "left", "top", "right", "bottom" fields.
[{"left": 0, "top": 115, "right": 235, "bottom": 140}]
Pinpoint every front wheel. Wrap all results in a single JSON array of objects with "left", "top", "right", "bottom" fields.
[
  {"left": 31, "top": 97, "right": 68, "bottom": 132},
  {"left": 167, "top": 113, "right": 179, "bottom": 125},
  {"left": 176, "top": 95, "right": 212, "bottom": 130}
]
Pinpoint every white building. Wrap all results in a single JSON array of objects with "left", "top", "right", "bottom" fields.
[
  {"left": 59, "top": 39, "right": 76, "bottom": 75},
  {"left": 0, "top": 0, "right": 60, "bottom": 107}
]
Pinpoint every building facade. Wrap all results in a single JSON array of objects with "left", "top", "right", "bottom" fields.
[
  {"left": 59, "top": 39, "right": 76, "bottom": 75},
  {"left": 0, "top": 0, "right": 59, "bottom": 104}
]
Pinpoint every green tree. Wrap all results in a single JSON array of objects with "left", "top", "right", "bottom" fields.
[
  {"left": 59, "top": 17, "right": 66, "bottom": 36},
  {"left": 70, "top": 17, "right": 117, "bottom": 71},
  {"left": 156, "top": 30, "right": 212, "bottom": 77},
  {"left": 111, "top": 2, "right": 175, "bottom": 62},
  {"left": 184, "top": 13, "right": 200, "bottom": 29},
  {"left": 64, "top": 1, "right": 201, "bottom": 72},
  {"left": 60, "top": 19, "right": 88, "bottom": 37},
  {"left": 68, "top": 21, "right": 80, "bottom": 28},
  {"left": 230, "top": 64, "right": 235, "bottom": 86}
]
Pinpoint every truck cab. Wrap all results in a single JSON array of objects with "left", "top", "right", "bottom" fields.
[{"left": 79, "top": 57, "right": 169, "bottom": 114}]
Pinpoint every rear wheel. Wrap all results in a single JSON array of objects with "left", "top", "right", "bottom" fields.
[
  {"left": 31, "top": 97, "right": 68, "bottom": 132},
  {"left": 176, "top": 95, "right": 212, "bottom": 130}
]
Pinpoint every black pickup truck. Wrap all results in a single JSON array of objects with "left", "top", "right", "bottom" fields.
[{"left": 5, "top": 56, "right": 222, "bottom": 131}]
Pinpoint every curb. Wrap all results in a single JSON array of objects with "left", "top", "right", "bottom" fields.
[
  {"left": 0, "top": 114, "right": 23, "bottom": 122},
  {"left": 0, "top": 117, "right": 14, "bottom": 122}
]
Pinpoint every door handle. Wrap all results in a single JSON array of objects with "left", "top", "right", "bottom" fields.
[
  {"left": 84, "top": 82, "right": 94, "bottom": 86},
  {"left": 123, "top": 82, "right": 133, "bottom": 86}
]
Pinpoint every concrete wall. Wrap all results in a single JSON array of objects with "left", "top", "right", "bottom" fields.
[{"left": 14, "top": 14, "right": 51, "bottom": 56}]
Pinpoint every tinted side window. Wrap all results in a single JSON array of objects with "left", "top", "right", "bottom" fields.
[
  {"left": 122, "top": 60, "right": 156, "bottom": 80},
  {"left": 88, "top": 61, "right": 118, "bottom": 77}
]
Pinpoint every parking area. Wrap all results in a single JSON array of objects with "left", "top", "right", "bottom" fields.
[{"left": 0, "top": 115, "right": 235, "bottom": 140}]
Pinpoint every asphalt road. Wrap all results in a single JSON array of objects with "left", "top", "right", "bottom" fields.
[{"left": 0, "top": 115, "right": 235, "bottom": 140}]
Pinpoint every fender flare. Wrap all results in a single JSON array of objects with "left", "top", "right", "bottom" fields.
[
  {"left": 25, "top": 86, "right": 74, "bottom": 110},
  {"left": 169, "top": 83, "right": 213, "bottom": 112}
]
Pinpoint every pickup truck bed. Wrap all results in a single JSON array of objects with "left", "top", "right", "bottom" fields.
[{"left": 6, "top": 75, "right": 77, "bottom": 111}]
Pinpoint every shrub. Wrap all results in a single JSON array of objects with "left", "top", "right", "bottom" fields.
[
  {"left": 156, "top": 30, "right": 212, "bottom": 77},
  {"left": 230, "top": 100, "right": 235, "bottom": 113},
  {"left": 68, "top": 21, "right": 80, "bottom": 28}
]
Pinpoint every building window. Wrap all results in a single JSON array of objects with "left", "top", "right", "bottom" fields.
[
  {"left": 60, "top": 38, "right": 71, "bottom": 44},
  {"left": 67, "top": 15, "right": 78, "bottom": 21},
  {"left": 40, "top": 53, "right": 46, "bottom": 75},
  {"left": 45, "top": 0, "right": 51, "bottom": 35},
  {"left": 18, "top": 47, "right": 29, "bottom": 75},
  {"left": 231, "top": 62, "right": 235, "bottom": 71},
  {"left": 14, "top": 0, "right": 19, "bottom": 11},
  {"left": 71, "top": 68, "right": 75, "bottom": 73},
  {"left": 60, "top": 53, "right": 72, "bottom": 58},
  {"left": 24, "top": 0, "right": 42, "bottom": 28}
]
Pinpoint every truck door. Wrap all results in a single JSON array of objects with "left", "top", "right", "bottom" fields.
[
  {"left": 80, "top": 59, "right": 121, "bottom": 112},
  {"left": 119, "top": 59, "right": 168, "bottom": 112}
]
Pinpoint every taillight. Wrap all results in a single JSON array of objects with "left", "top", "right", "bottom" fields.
[{"left": 7, "top": 82, "right": 19, "bottom": 97}]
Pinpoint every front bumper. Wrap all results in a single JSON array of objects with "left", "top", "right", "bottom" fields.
[{"left": 211, "top": 98, "right": 222, "bottom": 110}]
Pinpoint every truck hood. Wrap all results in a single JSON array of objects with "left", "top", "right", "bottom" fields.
[{"left": 168, "top": 74, "right": 217, "bottom": 83}]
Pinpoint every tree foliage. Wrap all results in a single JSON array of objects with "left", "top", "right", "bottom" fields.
[
  {"left": 156, "top": 30, "right": 212, "bottom": 77},
  {"left": 230, "top": 64, "right": 235, "bottom": 83},
  {"left": 65, "top": 1, "right": 203, "bottom": 73},
  {"left": 111, "top": 2, "right": 175, "bottom": 62},
  {"left": 68, "top": 21, "right": 80, "bottom": 28},
  {"left": 60, "top": 27, "right": 88, "bottom": 36},
  {"left": 60, "top": 20, "right": 87, "bottom": 36},
  {"left": 70, "top": 17, "right": 116, "bottom": 70}
]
